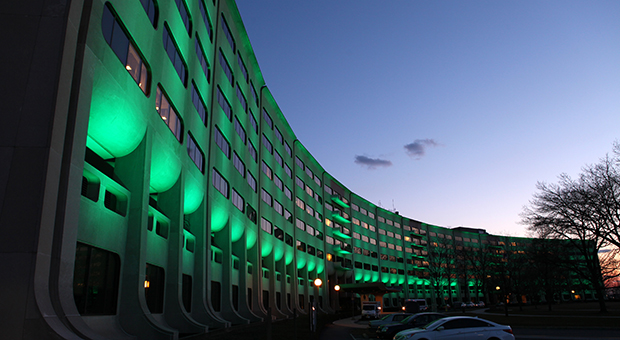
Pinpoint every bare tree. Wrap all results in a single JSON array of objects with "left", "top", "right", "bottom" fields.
[{"left": 522, "top": 174, "right": 608, "bottom": 313}]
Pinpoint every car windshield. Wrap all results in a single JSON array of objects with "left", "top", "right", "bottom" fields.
[
  {"left": 420, "top": 318, "right": 443, "bottom": 330},
  {"left": 401, "top": 315, "right": 416, "bottom": 323},
  {"left": 379, "top": 314, "right": 390, "bottom": 321}
]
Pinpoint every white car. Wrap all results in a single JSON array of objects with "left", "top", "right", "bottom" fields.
[{"left": 393, "top": 316, "right": 515, "bottom": 340}]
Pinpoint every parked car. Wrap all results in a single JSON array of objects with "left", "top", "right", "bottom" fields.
[
  {"left": 477, "top": 301, "right": 485, "bottom": 307},
  {"left": 376, "top": 312, "right": 447, "bottom": 339},
  {"left": 368, "top": 313, "right": 412, "bottom": 329},
  {"left": 393, "top": 316, "right": 515, "bottom": 340}
]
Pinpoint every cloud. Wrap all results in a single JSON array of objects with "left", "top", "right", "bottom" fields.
[
  {"left": 354, "top": 155, "right": 393, "bottom": 169},
  {"left": 404, "top": 139, "right": 441, "bottom": 159}
]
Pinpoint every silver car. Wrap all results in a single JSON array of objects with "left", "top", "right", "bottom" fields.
[{"left": 393, "top": 316, "right": 515, "bottom": 340}]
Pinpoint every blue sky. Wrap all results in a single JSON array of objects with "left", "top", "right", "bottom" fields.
[{"left": 234, "top": 0, "right": 620, "bottom": 237}]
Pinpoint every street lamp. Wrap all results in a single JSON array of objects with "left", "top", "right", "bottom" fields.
[{"left": 334, "top": 284, "right": 341, "bottom": 292}]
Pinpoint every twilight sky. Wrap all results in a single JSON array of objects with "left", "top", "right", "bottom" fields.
[{"left": 234, "top": 0, "right": 620, "bottom": 237}]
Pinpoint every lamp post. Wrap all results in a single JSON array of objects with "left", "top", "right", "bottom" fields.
[
  {"left": 310, "top": 278, "right": 322, "bottom": 333},
  {"left": 496, "top": 286, "right": 508, "bottom": 317}
]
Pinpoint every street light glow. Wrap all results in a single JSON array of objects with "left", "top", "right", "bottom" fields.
[
  {"left": 314, "top": 278, "right": 323, "bottom": 287},
  {"left": 334, "top": 285, "right": 340, "bottom": 291}
]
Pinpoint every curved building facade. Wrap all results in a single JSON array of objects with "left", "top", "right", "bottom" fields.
[{"left": 0, "top": 0, "right": 595, "bottom": 339}]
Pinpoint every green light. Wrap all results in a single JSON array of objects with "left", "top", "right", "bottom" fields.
[
  {"left": 87, "top": 69, "right": 148, "bottom": 159},
  {"left": 273, "top": 244, "right": 284, "bottom": 262},
  {"left": 230, "top": 218, "right": 245, "bottom": 243},
  {"left": 331, "top": 213, "right": 350, "bottom": 224},
  {"left": 149, "top": 135, "right": 182, "bottom": 193},
  {"left": 285, "top": 248, "right": 294, "bottom": 265},
  {"left": 355, "top": 272, "right": 363, "bottom": 280},
  {"left": 307, "top": 260, "right": 316, "bottom": 272},
  {"left": 210, "top": 204, "right": 228, "bottom": 233},
  {"left": 390, "top": 276, "right": 397, "bottom": 284},
  {"left": 332, "top": 230, "right": 351, "bottom": 239},
  {"left": 183, "top": 169, "right": 204, "bottom": 214},
  {"left": 398, "top": 277, "right": 405, "bottom": 284},
  {"left": 364, "top": 272, "right": 371, "bottom": 281},
  {"left": 296, "top": 253, "right": 306, "bottom": 269},
  {"left": 316, "top": 262, "right": 324, "bottom": 274},
  {"left": 408, "top": 277, "right": 415, "bottom": 284},
  {"left": 246, "top": 228, "right": 257, "bottom": 249},
  {"left": 372, "top": 273, "right": 379, "bottom": 282},
  {"left": 260, "top": 233, "right": 273, "bottom": 257},
  {"left": 381, "top": 275, "right": 389, "bottom": 283}
]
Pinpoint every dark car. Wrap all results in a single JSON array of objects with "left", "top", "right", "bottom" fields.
[{"left": 376, "top": 312, "right": 447, "bottom": 339}]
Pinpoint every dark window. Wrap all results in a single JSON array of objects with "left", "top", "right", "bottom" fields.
[
  {"left": 195, "top": 36, "right": 210, "bottom": 83},
  {"left": 104, "top": 190, "right": 126, "bottom": 216},
  {"left": 140, "top": 0, "right": 158, "bottom": 27},
  {"left": 191, "top": 81, "right": 207, "bottom": 123},
  {"left": 81, "top": 175, "right": 100, "bottom": 202},
  {"left": 198, "top": 0, "right": 212, "bottom": 40},
  {"left": 249, "top": 110, "right": 258, "bottom": 133},
  {"left": 236, "top": 85, "right": 247, "bottom": 112},
  {"left": 162, "top": 24, "right": 187, "bottom": 85},
  {"left": 234, "top": 116, "right": 246, "bottom": 144},
  {"left": 73, "top": 243, "right": 120, "bottom": 315},
  {"left": 102, "top": 4, "right": 150, "bottom": 94},
  {"left": 217, "top": 87, "right": 232, "bottom": 120},
  {"left": 182, "top": 274, "right": 192, "bottom": 312},
  {"left": 145, "top": 263, "right": 165, "bottom": 313},
  {"left": 219, "top": 50, "right": 234, "bottom": 85},
  {"left": 238, "top": 54, "right": 248, "bottom": 82},
  {"left": 212, "top": 168, "right": 228, "bottom": 198},
  {"left": 187, "top": 132, "right": 204, "bottom": 172},
  {"left": 220, "top": 14, "right": 235, "bottom": 51},
  {"left": 174, "top": 0, "right": 192, "bottom": 35},
  {"left": 214, "top": 126, "right": 230, "bottom": 158},
  {"left": 263, "top": 290, "right": 270, "bottom": 310},
  {"left": 262, "top": 109, "right": 273, "bottom": 129},
  {"left": 232, "top": 285, "right": 239, "bottom": 310},
  {"left": 285, "top": 233, "right": 293, "bottom": 247},
  {"left": 211, "top": 281, "right": 221, "bottom": 311}
]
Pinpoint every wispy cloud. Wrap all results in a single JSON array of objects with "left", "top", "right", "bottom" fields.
[
  {"left": 404, "top": 139, "right": 442, "bottom": 159},
  {"left": 354, "top": 155, "right": 393, "bottom": 169}
]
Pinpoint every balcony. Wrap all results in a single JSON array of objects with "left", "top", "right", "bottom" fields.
[
  {"left": 331, "top": 195, "right": 350, "bottom": 209},
  {"left": 410, "top": 232, "right": 423, "bottom": 239},
  {"left": 411, "top": 254, "right": 425, "bottom": 260},
  {"left": 332, "top": 229, "right": 351, "bottom": 240},
  {"left": 331, "top": 212, "right": 351, "bottom": 224},
  {"left": 333, "top": 244, "right": 352, "bottom": 255},
  {"left": 411, "top": 243, "right": 425, "bottom": 249}
]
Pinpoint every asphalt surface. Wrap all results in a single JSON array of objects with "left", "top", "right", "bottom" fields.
[{"left": 319, "top": 315, "right": 620, "bottom": 340}]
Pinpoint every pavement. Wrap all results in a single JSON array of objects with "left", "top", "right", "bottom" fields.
[{"left": 320, "top": 316, "right": 366, "bottom": 340}]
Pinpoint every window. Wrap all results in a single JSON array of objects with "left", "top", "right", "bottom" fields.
[
  {"left": 296, "top": 197, "right": 305, "bottom": 210},
  {"left": 307, "top": 245, "right": 315, "bottom": 256},
  {"left": 360, "top": 208, "right": 367, "bottom": 215},
  {"left": 296, "top": 156, "right": 304, "bottom": 170},
  {"left": 217, "top": 87, "right": 232, "bottom": 120},
  {"left": 274, "top": 175, "right": 283, "bottom": 191},
  {"left": 186, "top": 133, "right": 204, "bottom": 172},
  {"left": 261, "top": 189, "right": 272, "bottom": 207},
  {"left": 251, "top": 82, "right": 258, "bottom": 106},
  {"left": 260, "top": 218, "right": 272, "bottom": 234},
  {"left": 155, "top": 86, "right": 182, "bottom": 141},
  {"left": 191, "top": 81, "right": 207, "bottom": 124},
  {"left": 214, "top": 126, "right": 230, "bottom": 158},
  {"left": 220, "top": 14, "right": 235, "bottom": 51},
  {"left": 262, "top": 109, "right": 273, "bottom": 129},
  {"left": 305, "top": 167, "right": 313, "bottom": 179},
  {"left": 232, "top": 189, "right": 244, "bottom": 212},
  {"left": 378, "top": 216, "right": 385, "bottom": 223},
  {"left": 145, "top": 264, "right": 166, "bottom": 313},
  {"left": 219, "top": 50, "right": 234, "bottom": 85},
  {"left": 368, "top": 212, "right": 375, "bottom": 219},
  {"left": 262, "top": 161, "right": 272, "bottom": 180},
  {"left": 139, "top": 0, "right": 157, "bottom": 27},
  {"left": 162, "top": 24, "right": 187, "bottom": 85},
  {"left": 262, "top": 134, "right": 272, "bottom": 154},
  {"left": 296, "top": 176, "right": 305, "bottom": 189},
  {"left": 102, "top": 4, "right": 150, "bottom": 94},
  {"left": 284, "top": 142, "right": 292, "bottom": 157},
  {"left": 212, "top": 169, "right": 228, "bottom": 198},
  {"left": 238, "top": 54, "right": 248, "bottom": 82},
  {"left": 352, "top": 218, "right": 360, "bottom": 225},
  {"left": 379, "top": 229, "right": 386, "bottom": 235},
  {"left": 248, "top": 141, "right": 257, "bottom": 163},
  {"left": 284, "top": 209, "right": 292, "bottom": 223},
  {"left": 274, "top": 226, "right": 284, "bottom": 241},
  {"left": 296, "top": 218, "right": 305, "bottom": 231},
  {"left": 198, "top": 0, "right": 212, "bottom": 40},
  {"left": 233, "top": 152, "right": 245, "bottom": 176},
  {"left": 306, "top": 205, "right": 313, "bottom": 217},
  {"left": 232, "top": 117, "right": 246, "bottom": 144},
  {"left": 387, "top": 231, "right": 394, "bottom": 238},
  {"left": 285, "top": 164, "right": 292, "bottom": 178},
  {"left": 285, "top": 233, "right": 293, "bottom": 246},
  {"left": 275, "top": 128, "right": 283, "bottom": 144},
  {"left": 249, "top": 111, "right": 258, "bottom": 133},
  {"left": 274, "top": 200, "right": 283, "bottom": 215},
  {"left": 306, "top": 225, "right": 315, "bottom": 237},
  {"left": 174, "top": 0, "right": 191, "bottom": 35},
  {"left": 362, "top": 235, "right": 369, "bottom": 242},
  {"left": 73, "top": 243, "right": 120, "bottom": 315},
  {"left": 246, "top": 204, "right": 257, "bottom": 224},
  {"left": 193, "top": 39, "right": 210, "bottom": 85},
  {"left": 247, "top": 171, "right": 256, "bottom": 192},
  {"left": 285, "top": 186, "right": 292, "bottom": 200},
  {"left": 274, "top": 151, "right": 283, "bottom": 167},
  {"left": 236, "top": 86, "right": 247, "bottom": 112},
  {"left": 386, "top": 219, "right": 393, "bottom": 226},
  {"left": 351, "top": 204, "right": 359, "bottom": 211},
  {"left": 296, "top": 240, "right": 306, "bottom": 252},
  {"left": 305, "top": 186, "right": 313, "bottom": 198}
]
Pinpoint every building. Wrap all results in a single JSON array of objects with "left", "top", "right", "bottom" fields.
[{"left": 0, "top": 0, "right": 597, "bottom": 339}]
